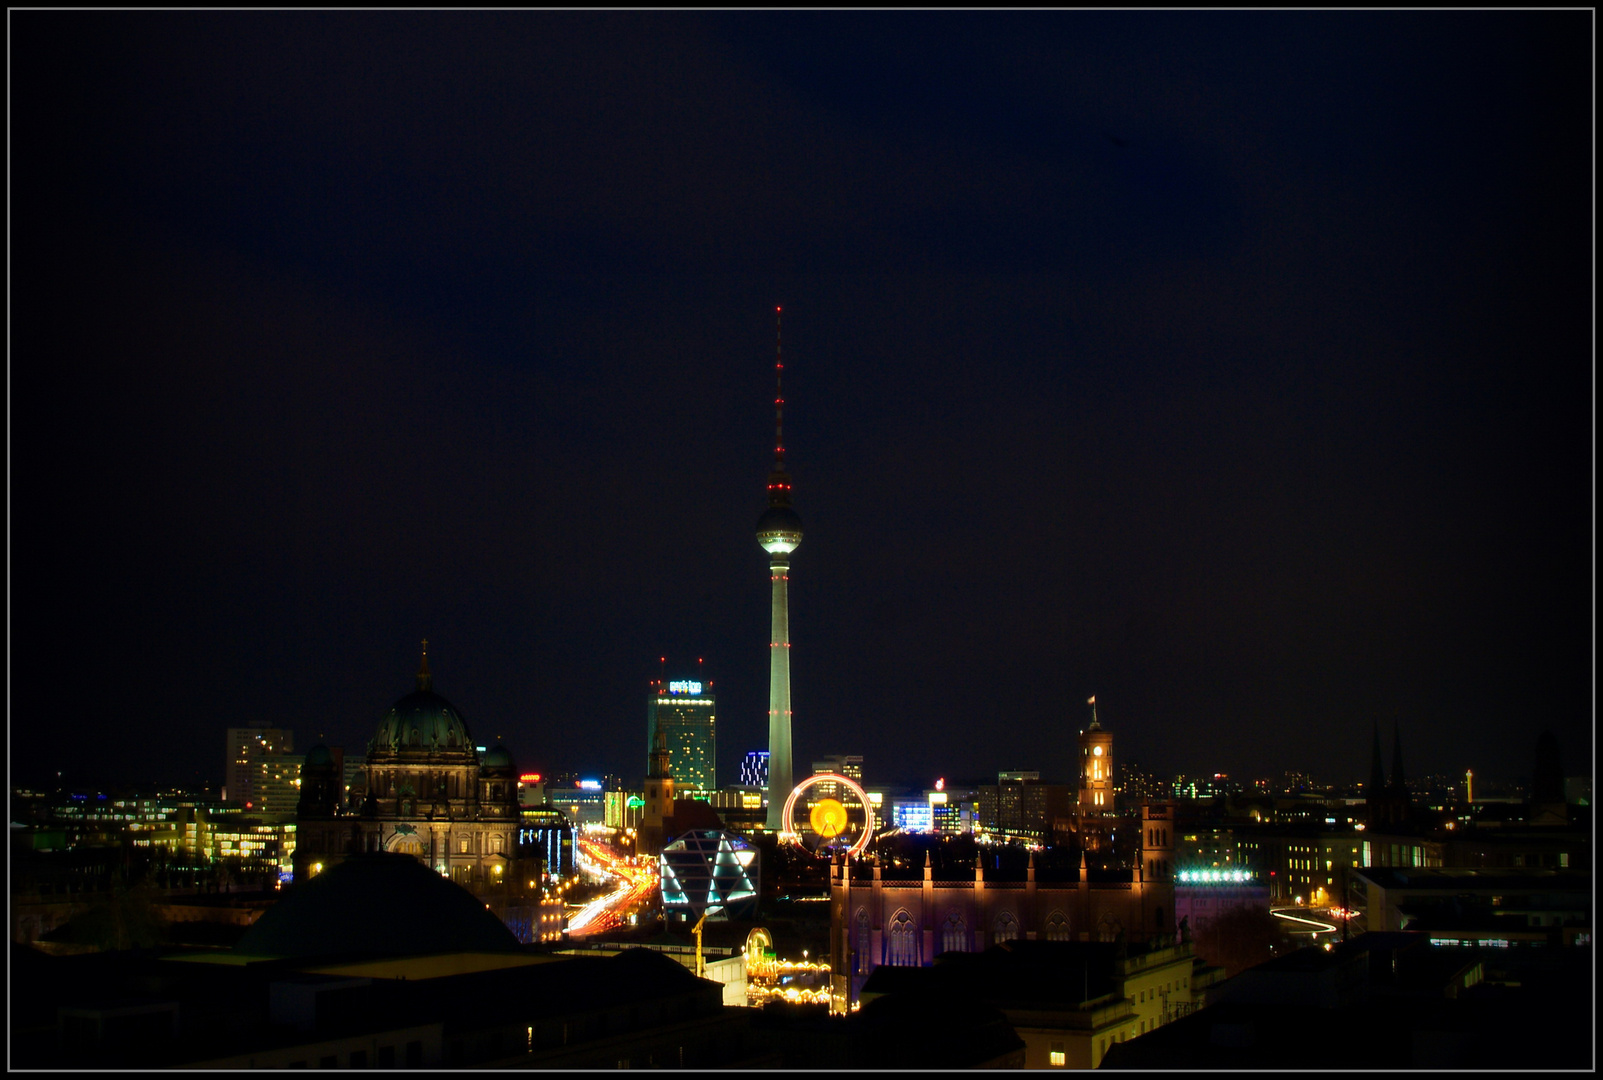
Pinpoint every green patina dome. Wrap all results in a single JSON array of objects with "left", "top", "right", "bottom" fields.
[
  {"left": 371, "top": 688, "right": 474, "bottom": 754},
  {"left": 369, "top": 643, "right": 475, "bottom": 755}
]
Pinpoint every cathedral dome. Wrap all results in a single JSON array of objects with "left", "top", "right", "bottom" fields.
[
  {"left": 371, "top": 688, "right": 474, "bottom": 755},
  {"left": 481, "top": 745, "right": 514, "bottom": 770},
  {"left": 368, "top": 643, "right": 475, "bottom": 757},
  {"left": 304, "top": 745, "right": 335, "bottom": 769}
]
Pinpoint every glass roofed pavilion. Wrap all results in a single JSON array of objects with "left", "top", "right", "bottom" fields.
[{"left": 660, "top": 830, "right": 759, "bottom": 924}]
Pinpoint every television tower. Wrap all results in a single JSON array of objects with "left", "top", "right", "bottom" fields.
[{"left": 757, "top": 307, "right": 803, "bottom": 832}]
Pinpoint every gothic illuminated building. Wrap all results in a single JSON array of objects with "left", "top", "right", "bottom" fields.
[
  {"left": 756, "top": 309, "right": 801, "bottom": 831},
  {"left": 828, "top": 849, "right": 1175, "bottom": 1014},
  {"left": 295, "top": 643, "right": 524, "bottom": 904}
]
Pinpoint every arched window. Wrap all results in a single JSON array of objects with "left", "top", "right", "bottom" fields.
[
  {"left": 888, "top": 911, "right": 918, "bottom": 967},
  {"left": 410, "top": 727, "right": 421, "bottom": 747},
  {"left": 854, "top": 909, "right": 870, "bottom": 975},
  {"left": 993, "top": 911, "right": 1019, "bottom": 944},
  {"left": 448, "top": 729, "right": 458, "bottom": 747},
  {"left": 942, "top": 911, "right": 969, "bottom": 955},
  {"left": 1044, "top": 910, "right": 1072, "bottom": 942}
]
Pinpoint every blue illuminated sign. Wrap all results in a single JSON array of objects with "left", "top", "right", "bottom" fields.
[{"left": 668, "top": 680, "right": 703, "bottom": 694}]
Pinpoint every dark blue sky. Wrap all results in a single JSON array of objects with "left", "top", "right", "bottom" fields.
[{"left": 12, "top": 12, "right": 1592, "bottom": 792}]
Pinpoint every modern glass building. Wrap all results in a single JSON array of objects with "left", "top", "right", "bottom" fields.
[
  {"left": 739, "top": 750, "right": 770, "bottom": 790},
  {"left": 659, "top": 829, "right": 759, "bottom": 923},
  {"left": 646, "top": 679, "right": 716, "bottom": 795}
]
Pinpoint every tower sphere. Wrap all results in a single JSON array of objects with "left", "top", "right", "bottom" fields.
[{"left": 756, "top": 504, "right": 803, "bottom": 554}]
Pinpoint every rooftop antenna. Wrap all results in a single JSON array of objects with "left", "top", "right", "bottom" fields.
[{"left": 774, "top": 306, "right": 785, "bottom": 472}]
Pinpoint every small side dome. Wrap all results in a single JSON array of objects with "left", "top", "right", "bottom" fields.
[
  {"left": 304, "top": 745, "right": 335, "bottom": 769},
  {"left": 482, "top": 745, "right": 514, "bottom": 769}
]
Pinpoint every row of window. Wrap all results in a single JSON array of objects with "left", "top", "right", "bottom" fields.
[{"left": 857, "top": 908, "right": 1079, "bottom": 970}]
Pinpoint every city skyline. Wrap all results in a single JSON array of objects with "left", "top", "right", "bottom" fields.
[{"left": 12, "top": 12, "right": 1591, "bottom": 793}]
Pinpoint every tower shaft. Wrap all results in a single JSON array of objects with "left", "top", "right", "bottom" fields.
[{"left": 765, "top": 552, "right": 794, "bottom": 830}]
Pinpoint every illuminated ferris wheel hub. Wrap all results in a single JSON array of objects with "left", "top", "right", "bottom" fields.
[{"left": 780, "top": 773, "right": 874, "bottom": 856}]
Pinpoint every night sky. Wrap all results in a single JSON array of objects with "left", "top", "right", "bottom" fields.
[{"left": 12, "top": 12, "right": 1592, "bottom": 794}]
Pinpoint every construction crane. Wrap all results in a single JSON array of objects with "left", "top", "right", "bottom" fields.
[{"left": 691, "top": 909, "right": 709, "bottom": 978}]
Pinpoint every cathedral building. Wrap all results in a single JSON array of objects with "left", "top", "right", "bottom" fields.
[
  {"left": 828, "top": 849, "right": 1176, "bottom": 1014},
  {"left": 295, "top": 645, "right": 526, "bottom": 906}
]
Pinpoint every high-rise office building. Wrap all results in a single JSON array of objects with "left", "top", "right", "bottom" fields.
[
  {"left": 756, "top": 309, "right": 802, "bottom": 830},
  {"left": 809, "top": 755, "right": 864, "bottom": 802},
  {"left": 224, "top": 724, "right": 295, "bottom": 808},
  {"left": 646, "top": 677, "right": 716, "bottom": 794}
]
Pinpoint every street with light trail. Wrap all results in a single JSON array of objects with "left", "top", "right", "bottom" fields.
[{"left": 566, "top": 837, "right": 658, "bottom": 937}]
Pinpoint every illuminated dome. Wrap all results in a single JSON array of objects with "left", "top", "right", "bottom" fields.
[
  {"left": 481, "top": 745, "right": 514, "bottom": 770},
  {"left": 368, "top": 644, "right": 475, "bottom": 757},
  {"left": 756, "top": 504, "right": 804, "bottom": 554}
]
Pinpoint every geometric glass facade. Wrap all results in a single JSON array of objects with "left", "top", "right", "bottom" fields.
[{"left": 660, "top": 829, "right": 759, "bottom": 923}]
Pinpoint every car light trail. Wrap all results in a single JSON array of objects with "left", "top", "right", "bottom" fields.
[
  {"left": 1271, "top": 908, "right": 1339, "bottom": 937},
  {"left": 567, "top": 838, "right": 658, "bottom": 937}
]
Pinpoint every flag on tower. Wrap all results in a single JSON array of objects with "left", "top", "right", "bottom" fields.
[{"left": 1088, "top": 696, "right": 1095, "bottom": 705}]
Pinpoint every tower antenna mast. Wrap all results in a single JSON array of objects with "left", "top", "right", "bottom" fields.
[
  {"left": 756, "top": 305, "right": 803, "bottom": 832},
  {"left": 774, "top": 306, "right": 785, "bottom": 471}
]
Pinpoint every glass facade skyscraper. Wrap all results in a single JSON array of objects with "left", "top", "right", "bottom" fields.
[{"left": 646, "top": 679, "right": 716, "bottom": 795}]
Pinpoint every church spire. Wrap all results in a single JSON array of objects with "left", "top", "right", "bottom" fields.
[
  {"left": 648, "top": 727, "right": 673, "bottom": 781},
  {"left": 1389, "top": 721, "right": 1408, "bottom": 798},
  {"left": 1369, "top": 722, "right": 1387, "bottom": 796},
  {"left": 417, "top": 639, "right": 432, "bottom": 692}
]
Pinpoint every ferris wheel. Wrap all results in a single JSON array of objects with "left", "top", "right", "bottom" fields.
[{"left": 781, "top": 772, "right": 875, "bottom": 856}]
